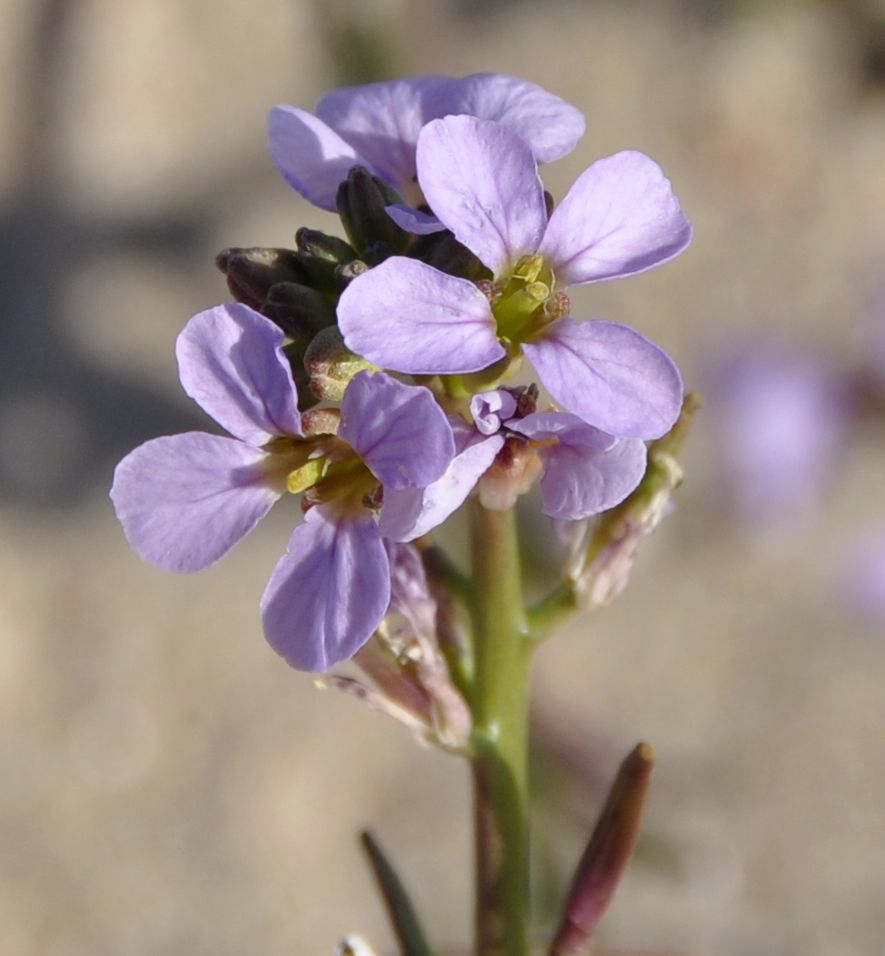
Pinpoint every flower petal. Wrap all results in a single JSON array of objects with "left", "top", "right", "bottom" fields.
[
  {"left": 316, "top": 76, "right": 453, "bottom": 196},
  {"left": 110, "top": 433, "right": 280, "bottom": 572},
  {"left": 267, "top": 105, "right": 373, "bottom": 211},
  {"left": 523, "top": 318, "right": 683, "bottom": 439},
  {"left": 338, "top": 257, "right": 505, "bottom": 374},
  {"left": 176, "top": 302, "right": 302, "bottom": 445},
  {"left": 260, "top": 507, "right": 390, "bottom": 671},
  {"left": 416, "top": 115, "right": 548, "bottom": 275},
  {"left": 339, "top": 372, "right": 455, "bottom": 490},
  {"left": 539, "top": 151, "right": 692, "bottom": 285},
  {"left": 440, "top": 73, "right": 586, "bottom": 164},
  {"left": 385, "top": 204, "right": 446, "bottom": 235},
  {"left": 470, "top": 389, "right": 518, "bottom": 435},
  {"left": 509, "top": 415, "right": 647, "bottom": 519},
  {"left": 379, "top": 430, "right": 504, "bottom": 541}
]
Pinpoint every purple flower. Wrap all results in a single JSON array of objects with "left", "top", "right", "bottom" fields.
[
  {"left": 268, "top": 73, "right": 585, "bottom": 211},
  {"left": 111, "top": 302, "right": 455, "bottom": 671},
  {"left": 379, "top": 389, "right": 647, "bottom": 537},
  {"left": 841, "top": 527, "right": 885, "bottom": 626},
  {"left": 337, "top": 115, "right": 689, "bottom": 439},
  {"left": 709, "top": 345, "right": 849, "bottom": 525}
]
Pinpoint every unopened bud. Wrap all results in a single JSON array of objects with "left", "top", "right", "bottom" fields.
[
  {"left": 282, "top": 340, "right": 319, "bottom": 412},
  {"left": 295, "top": 227, "right": 357, "bottom": 266},
  {"left": 304, "top": 325, "right": 375, "bottom": 401},
  {"left": 262, "top": 281, "right": 335, "bottom": 343},
  {"left": 334, "top": 936, "right": 379, "bottom": 956},
  {"left": 215, "top": 247, "right": 308, "bottom": 309},
  {"left": 334, "top": 258, "right": 370, "bottom": 289},
  {"left": 336, "top": 166, "right": 409, "bottom": 261},
  {"left": 419, "top": 231, "right": 488, "bottom": 280}
]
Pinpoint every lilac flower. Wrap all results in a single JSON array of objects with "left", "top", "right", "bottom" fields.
[
  {"left": 337, "top": 115, "right": 690, "bottom": 439},
  {"left": 709, "top": 345, "right": 849, "bottom": 525},
  {"left": 379, "top": 389, "right": 647, "bottom": 539},
  {"left": 268, "top": 73, "right": 585, "bottom": 211},
  {"left": 841, "top": 527, "right": 885, "bottom": 626},
  {"left": 111, "top": 302, "right": 455, "bottom": 671}
]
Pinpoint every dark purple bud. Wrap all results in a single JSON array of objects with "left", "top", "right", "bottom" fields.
[
  {"left": 215, "top": 247, "right": 309, "bottom": 308},
  {"left": 262, "top": 281, "right": 336, "bottom": 343},
  {"left": 336, "top": 165, "right": 410, "bottom": 262},
  {"left": 295, "top": 227, "right": 357, "bottom": 266}
]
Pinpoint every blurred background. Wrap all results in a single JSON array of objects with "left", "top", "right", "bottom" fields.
[{"left": 2, "top": 0, "right": 885, "bottom": 953}]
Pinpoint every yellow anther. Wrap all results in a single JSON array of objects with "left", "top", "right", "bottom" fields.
[{"left": 287, "top": 458, "right": 326, "bottom": 494}]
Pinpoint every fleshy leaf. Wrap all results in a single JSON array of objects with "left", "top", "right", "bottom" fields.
[
  {"left": 268, "top": 105, "right": 372, "bottom": 211},
  {"left": 261, "top": 507, "right": 390, "bottom": 671},
  {"left": 338, "top": 256, "right": 504, "bottom": 374},
  {"left": 339, "top": 372, "right": 455, "bottom": 490},
  {"left": 539, "top": 150, "right": 692, "bottom": 285},
  {"left": 416, "top": 115, "right": 547, "bottom": 276},
  {"left": 111, "top": 433, "right": 280, "bottom": 572},
  {"left": 176, "top": 302, "right": 302, "bottom": 446},
  {"left": 523, "top": 318, "right": 683, "bottom": 439}
]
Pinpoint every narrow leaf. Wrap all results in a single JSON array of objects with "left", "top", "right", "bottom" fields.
[{"left": 360, "top": 830, "right": 435, "bottom": 956}]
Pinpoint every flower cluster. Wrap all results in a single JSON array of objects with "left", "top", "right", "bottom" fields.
[{"left": 112, "top": 72, "right": 691, "bottom": 675}]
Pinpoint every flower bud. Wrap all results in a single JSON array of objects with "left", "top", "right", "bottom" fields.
[
  {"left": 304, "top": 325, "right": 375, "bottom": 402},
  {"left": 295, "top": 226, "right": 357, "bottom": 266},
  {"left": 214, "top": 247, "right": 308, "bottom": 309},
  {"left": 262, "top": 281, "right": 336, "bottom": 343},
  {"left": 417, "top": 231, "right": 488, "bottom": 280},
  {"left": 336, "top": 165, "right": 410, "bottom": 262}
]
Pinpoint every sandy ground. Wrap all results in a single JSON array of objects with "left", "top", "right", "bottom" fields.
[{"left": 2, "top": 1, "right": 885, "bottom": 954}]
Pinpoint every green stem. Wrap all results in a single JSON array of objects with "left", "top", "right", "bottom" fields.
[{"left": 468, "top": 500, "right": 532, "bottom": 956}]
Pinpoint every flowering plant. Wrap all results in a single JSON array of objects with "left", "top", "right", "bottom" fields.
[{"left": 112, "top": 73, "right": 696, "bottom": 955}]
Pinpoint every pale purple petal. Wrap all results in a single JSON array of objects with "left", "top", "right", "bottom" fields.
[
  {"left": 416, "top": 115, "right": 547, "bottom": 275},
  {"left": 176, "top": 303, "right": 302, "bottom": 446},
  {"left": 111, "top": 433, "right": 280, "bottom": 573},
  {"left": 338, "top": 257, "right": 505, "bottom": 374},
  {"left": 380, "top": 431, "right": 504, "bottom": 541},
  {"left": 268, "top": 105, "right": 375, "bottom": 211},
  {"left": 539, "top": 151, "right": 692, "bottom": 285},
  {"left": 523, "top": 318, "right": 682, "bottom": 439},
  {"left": 470, "top": 389, "right": 518, "bottom": 435},
  {"left": 316, "top": 76, "right": 453, "bottom": 194},
  {"left": 261, "top": 507, "right": 390, "bottom": 671},
  {"left": 339, "top": 372, "right": 455, "bottom": 490},
  {"left": 509, "top": 411, "right": 646, "bottom": 517},
  {"left": 385, "top": 204, "right": 446, "bottom": 235},
  {"left": 439, "top": 72, "right": 586, "bottom": 164}
]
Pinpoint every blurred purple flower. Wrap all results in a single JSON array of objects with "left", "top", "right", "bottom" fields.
[
  {"left": 841, "top": 527, "right": 885, "bottom": 625},
  {"left": 710, "top": 345, "right": 850, "bottom": 525},
  {"left": 338, "top": 115, "right": 689, "bottom": 439},
  {"left": 379, "top": 389, "right": 647, "bottom": 536},
  {"left": 111, "top": 302, "right": 455, "bottom": 671},
  {"left": 268, "top": 73, "right": 585, "bottom": 211}
]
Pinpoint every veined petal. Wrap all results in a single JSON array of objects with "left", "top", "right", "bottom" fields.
[
  {"left": 539, "top": 151, "right": 692, "bottom": 285},
  {"left": 440, "top": 73, "right": 586, "bottom": 164},
  {"left": 260, "top": 507, "right": 390, "bottom": 671},
  {"left": 110, "top": 433, "right": 280, "bottom": 573},
  {"left": 523, "top": 318, "right": 683, "bottom": 439},
  {"left": 316, "top": 76, "right": 453, "bottom": 194},
  {"left": 416, "top": 115, "right": 548, "bottom": 275},
  {"left": 176, "top": 303, "right": 302, "bottom": 445},
  {"left": 339, "top": 372, "right": 455, "bottom": 490},
  {"left": 379, "top": 431, "right": 504, "bottom": 541},
  {"left": 338, "top": 257, "right": 504, "bottom": 374},
  {"left": 510, "top": 410, "right": 646, "bottom": 518},
  {"left": 268, "top": 105, "right": 373, "bottom": 211}
]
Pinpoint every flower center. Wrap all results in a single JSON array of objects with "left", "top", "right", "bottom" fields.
[{"left": 487, "top": 254, "right": 568, "bottom": 344}]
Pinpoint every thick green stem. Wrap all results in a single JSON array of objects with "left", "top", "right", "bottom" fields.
[{"left": 468, "top": 500, "right": 532, "bottom": 956}]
